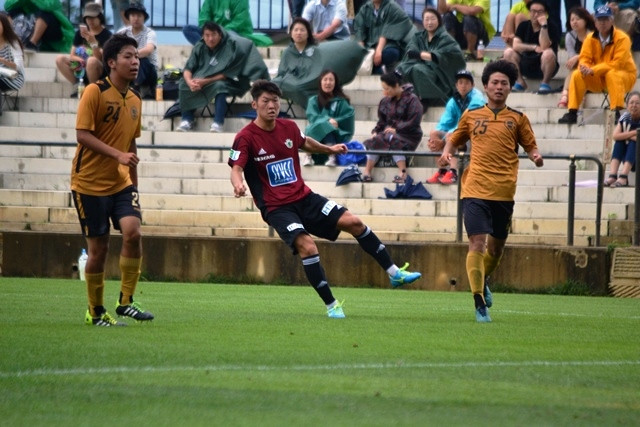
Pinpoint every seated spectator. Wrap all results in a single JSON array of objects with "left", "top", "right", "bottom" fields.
[
  {"left": 500, "top": 0, "right": 531, "bottom": 47},
  {"left": 303, "top": 69, "right": 355, "bottom": 166},
  {"left": 0, "top": 12, "right": 25, "bottom": 92},
  {"left": 438, "top": 0, "right": 496, "bottom": 60},
  {"left": 396, "top": 7, "right": 466, "bottom": 111},
  {"left": 302, "top": 0, "right": 350, "bottom": 41},
  {"left": 559, "top": 6, "right": 637, "bottom": 124},
  {"left": 175, "top": 21, "right": 270, "bottom": 132},
  {"left": 55, "top": 3, "right": 112, "bottom": 97},
  {"left": 427, "top": 69, "right": 485, "bottom": 185},
  {"left": 362, "top": 71, "right": 423, "bottom": 183},
  {"left": 502, "top": 0, "right": 560, "bottom": 94},
  {"left": 182, "top": 0, "right": 272, "bottom": 47},
  {"left": 354, "top": 0, "right": 416, "bottom": 74},
  {"left": 605, "top": 91, "right": 639, "bottom": 187},
  {"left": 117, "top": 2, "right": 158, "bottom": 99},
  {"left": 4, "top": 0, "right": 73, "bottom": 53},
  {"left": 594, "top": 0, "right": 640, "bottom": 37},
  {"left": 273, "top": 18, "right": 367, "bottom": 110},
  {"left": 557, "top": 7, "right": 594, "bottom": 108}
]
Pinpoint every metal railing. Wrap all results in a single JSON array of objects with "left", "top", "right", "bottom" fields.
[{"left": 0, "top": 141, "right": 615, "bottom": 247}]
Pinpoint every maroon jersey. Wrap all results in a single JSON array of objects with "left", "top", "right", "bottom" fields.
[{"left": 229, "top": 119, "right": 312, "bottom": 213}]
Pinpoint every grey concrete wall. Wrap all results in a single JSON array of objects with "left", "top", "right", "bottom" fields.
[{"left": 1, "top": 232, "right": 610, "bottom": 295}]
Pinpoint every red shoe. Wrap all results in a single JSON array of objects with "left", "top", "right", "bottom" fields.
[
  {"left": 426, "top": 170, "right": 445, "bottom": 184},
  {"left": 439, "top": 170, "right": 458, "bottom": 185}
]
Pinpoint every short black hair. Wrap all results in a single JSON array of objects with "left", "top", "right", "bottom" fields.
[
  {"left": 202, "top": 21, "right": 223, "bottom": 35},
  {"left": 380, "top": 70, "right": 403, "bottom": 87},
  {"left": 250, "top": 80, "right": 282, "bottom": 99},
  {"left": 481, "top": 60, "right": 518, "bottom": 87},
  {"left": 102, "top": 33, "right": 138, "bottom": 69},
  {"left": 527, "top": 0, "right": 548, "bottom": 12}
]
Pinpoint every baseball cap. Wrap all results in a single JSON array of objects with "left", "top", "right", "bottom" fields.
[
  {"left": 83, "top": 2, "right": 103, "bottom": 18},
  {"left": 455, "top": 69, "right": 474, "bottom": 84},
  {"left": 594, "top": 5, "right": 613, "bottom": 18}
]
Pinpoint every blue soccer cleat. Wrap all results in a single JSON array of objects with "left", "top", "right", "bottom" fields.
[
  {"left": 327, "top": 300, "right": 346, "bottom": 319},
  {"left": 390, "top": 263, "right": 422, "bottom": 288},
  {"left": 475, "top": 306, "right": 492, "bottom": 323},
  {"left": 484, "top": 276, "right": 493, "bottom": 308}
]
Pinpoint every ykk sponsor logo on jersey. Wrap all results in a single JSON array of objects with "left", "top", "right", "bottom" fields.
[{"left": 267, "top": 158, "right": 297, "bottom": 187}]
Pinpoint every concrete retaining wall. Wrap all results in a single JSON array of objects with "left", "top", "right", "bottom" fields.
[{"left": 1, "top": 232, "right": 610, "bottom": 295}]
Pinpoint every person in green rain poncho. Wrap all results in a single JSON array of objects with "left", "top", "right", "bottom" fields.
[
  {"left": 175, "top": 22, "right": 270, "bottom": 133},
  {"left": 353, "top": 0, "right": 416, "bottom": 74},
  {"left": 303, "top": 69, "right": 355, "bottom": 166},
  {"left": 4, "top": 0, "right": 73, "bottom": 52},
  {"left": 396, "top": 7, "right": 466, "bottom": 111},
  {"left": 181, "top": 0, "right": 272, "bottom": 47}
]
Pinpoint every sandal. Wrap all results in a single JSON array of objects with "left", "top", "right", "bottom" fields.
[
  {"left": 613, "top": 175, "right": 629, "bottom": 187},
  {"left": 604, "top": 174, "right": 617, "bottom": 186},
  {"left": 362, "top": 175, "right": 373, "bottom": 182}
]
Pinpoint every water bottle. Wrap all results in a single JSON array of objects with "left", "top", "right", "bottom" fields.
[
  {"left": 78, "top": 249, "right": 88, "bottom": 281},
  {"left": 477, "top": 40, "right": 485, "bottom": 61},
  {"left": 155, "top": 79, "right": 164, "bottom": 101},
  {"left": 77, "top": 80, "right": 85, "bottom": 99}
]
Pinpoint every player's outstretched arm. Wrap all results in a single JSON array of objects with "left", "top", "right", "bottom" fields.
[
  {"left": 230, "top": 165, "right": 247, "bottom": 197},
  {"left": 302, "top": 136, "right": 347, "bottom": 155}
]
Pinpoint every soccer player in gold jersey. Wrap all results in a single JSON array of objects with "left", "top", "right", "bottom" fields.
[
  {"left": 439, "top": 60, "right": 543, "bottom": 322},
  {"left": 71, "top": 33, "right": 154, "bottom": 326}
]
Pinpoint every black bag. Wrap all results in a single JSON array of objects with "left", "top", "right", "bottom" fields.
[{"left": 162, "top": 80, "right": 179, "bottom": 100}]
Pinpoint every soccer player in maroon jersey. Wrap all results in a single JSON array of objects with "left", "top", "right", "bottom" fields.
[{"left": 229, "top": 80, "right": 422, "bottom": 318}]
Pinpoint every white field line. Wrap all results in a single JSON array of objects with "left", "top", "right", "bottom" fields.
[{"left": 1, "top": 360, "right": 639, "bottom": 380}]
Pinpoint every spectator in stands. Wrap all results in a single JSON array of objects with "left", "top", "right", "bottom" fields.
[
  {"left": 110, "top": 0, "right": 130, "bottom": 31},
  {"left": 175, "top": 21, "right": 270, "bottom": 133},
  {"left": 362, "top": 71, "right": 423, "bottom": 183},
  {"left": 427, "top": 69, "right": 485, "bottom": 185},
  {"left": 182, "top": 0, "right": 272, "bottom": 47},
  {"left": 557, "top": 7, "right": 594, "bottom": 108},
  {"left": 72, "top": 34, "right": 154, "bottom": 327},
  {"left": 273, "top": 17, "right": 317, "bottom": 107},
  {"left": 0, "top": 12, "right": 25, "bottom": 93},
  {"left": 438, "top": 60, "right": 543, "bottom": 323},
  {"left": 117, "top": 2, "right": 158, "bottom": 99},
  {"left": 559, "top": 5, "right": 637, "bottom": 124},
  {"left": 502, "top": 0, "right": 560, "bottom": 94},
  {"left": 302, "top": 0, "right": 351, "bottom": 41},
  {"left": 303, "top": 69, "right": 355, "bottom": 166},
  {"left": 437, "top": 0, "right": 496, "bottom": 61},
  {"left": 55, "top": 3, "right": 112, "bottom": 97},
  {"left": 229, "top": 80, "right": 422, "bottom": 319},
  {"left": 500, "top": 0, "right": 531, "bottom": 47},
  {"left": 354, "top": 0, "right": 415, "bottom": 74},
  {"left": 396, "top": 7, "right": 466, "bottom": 111},
  {"left": 593, "top": 0, "right": 640, "bottom": 37},
  {"left": 4, "top": 0, "right": 74, "bottom": 53},
  {"left": 604, "top": 91, "right": 639, "bottom": 187}
]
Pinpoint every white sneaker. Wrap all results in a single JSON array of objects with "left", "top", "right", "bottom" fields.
[
  {"left": 302, "top": 153, "right": 313, "bottom": 166},
  {"left": 325, "top": 155, "right": 337, "bottom": 167},
  {"left": 210, "top": 122, "right": 223, "bottom": 133},
  {"left": 175, "top": 120, "right": 193, "bottom": 132}
]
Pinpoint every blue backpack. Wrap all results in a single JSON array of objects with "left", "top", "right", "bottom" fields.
[{"left": 337, "top": 141, "right": 367, "bottom": 166}]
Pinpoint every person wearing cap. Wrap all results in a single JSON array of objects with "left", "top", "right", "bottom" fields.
[
  {"left": 396, "top": 7, "right": 466, "bottom": 111},
  {"left": 4, "top": 0, "right": 74, "bottom": 52},
  {"left": 558, "top": 5, "right": 637, "bottom": 124},
  {"left": 55, "top": 2, "right": 112, "bottom": 96},
  {"left": 592, "top": 0, "right": 640, "bottom": 36},
  {"left": 116, "top": 2, "right": 158, "bottom": 99},
  {"left": 427, "top": 69, "right": 485, "bottom": 185},
  {"left": 437, "top": 0, "right": 496, "bottom": 61},
  {"left": 502, "top": 0, "right": 560, "bottom": 94}
]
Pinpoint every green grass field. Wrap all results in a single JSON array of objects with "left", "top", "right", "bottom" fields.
[{"left": 1, "top": 277, "right": 639, "bottom": 426}]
